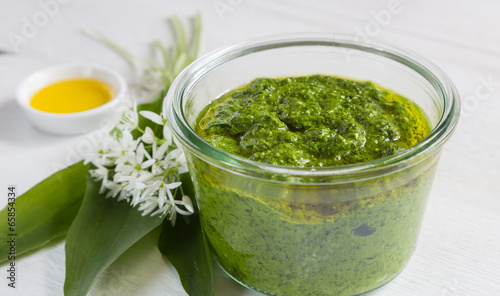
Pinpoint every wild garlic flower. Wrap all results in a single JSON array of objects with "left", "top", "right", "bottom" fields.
[
  {"left": 82, "top": 13, "right": 201, "bottom": 224},
  {"left": 83, "top": 104, "right": 193, "bottom": 224}
]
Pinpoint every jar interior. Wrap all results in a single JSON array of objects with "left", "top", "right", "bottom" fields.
[
  {"left": 167, "top": 36, "right": 458, "bottom": 296},
  {"left": 182, "top": 43, "right": 443, "bottom": 132}
]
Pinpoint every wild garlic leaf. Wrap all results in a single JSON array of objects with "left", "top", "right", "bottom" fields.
[
  {"left": 64, "top": 174, "right": 163, "bottom": 296},
  {"left": 67, "top": 13, "right": 205, "bottom": 296},
  {"left": 158, "top": 174, "right": 214, "bottom": 296},
  {"left": 0, "top": 161, "right": 88, "bottom": 262}
]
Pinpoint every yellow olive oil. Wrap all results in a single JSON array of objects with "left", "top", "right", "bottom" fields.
[{"left": 30, "top": 78, "right": 114, "bottom": 113}]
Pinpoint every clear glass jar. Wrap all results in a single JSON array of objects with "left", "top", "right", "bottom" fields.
[{"left": 165, "top": 34, "right": 460, "bottom": 296}]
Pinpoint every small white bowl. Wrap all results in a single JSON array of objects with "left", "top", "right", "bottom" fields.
[{"left": 16, "top": 63, "right": 127, "bottom": 135}]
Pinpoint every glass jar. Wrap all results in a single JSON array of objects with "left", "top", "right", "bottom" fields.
[{"left": 165, "top": 34, "right": 460, "bottom": 296}]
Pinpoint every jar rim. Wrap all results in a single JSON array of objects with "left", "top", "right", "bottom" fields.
[{"left": 164, "top": 33, "right": 460, "bottom": 179}]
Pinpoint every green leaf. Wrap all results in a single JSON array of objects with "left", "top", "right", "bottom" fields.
[
  {"left": 158, "top": 174, "right": 214, "bottom": 296},
  {"left": 64, "top": 175, "right": 163, "bottom": 296},
  {"left": 189, "top": 12, "right": 202, "bottom": 61},
  {"left": 0, "top": 162, "right": 88, "bottom": 262},
  {"left": 131, "top": 91, "right": 165, "bottom": 139}
]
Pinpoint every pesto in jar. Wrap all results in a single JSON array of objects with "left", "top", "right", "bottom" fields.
[
  {"left": 191, "top": 75, "right": 434, "bottom": 296},
  {"left": 196, "top": 75, "right": 430, "bottom": 167}
]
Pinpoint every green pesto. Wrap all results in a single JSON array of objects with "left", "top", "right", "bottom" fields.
[
  {"left": 193, "top": 163, "right": 437, "bottom": 296},
  {"left": 191, "top": 75, "right": 434, "bottom": 295},
  {"left": 196, "top": 75, "right": 430, "bottom": 167}
]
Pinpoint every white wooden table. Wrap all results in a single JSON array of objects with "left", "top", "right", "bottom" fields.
[{"left": 1, "top": 1, "right": 499, "bottom": 295}]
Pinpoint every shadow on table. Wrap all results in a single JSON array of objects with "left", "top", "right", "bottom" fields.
[
  {"left": 90, "top": 227, "right": 260, "bottom": 296},
  {"left": 0, "top": 98, "right": 78, "bottom": 146},
  {"left": 212, "top": 264, "right": 257, "bottom": 296}
]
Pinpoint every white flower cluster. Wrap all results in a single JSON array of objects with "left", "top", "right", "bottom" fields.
[{"left": 84, "top": 103, "right": 193, "bottom": 224}]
